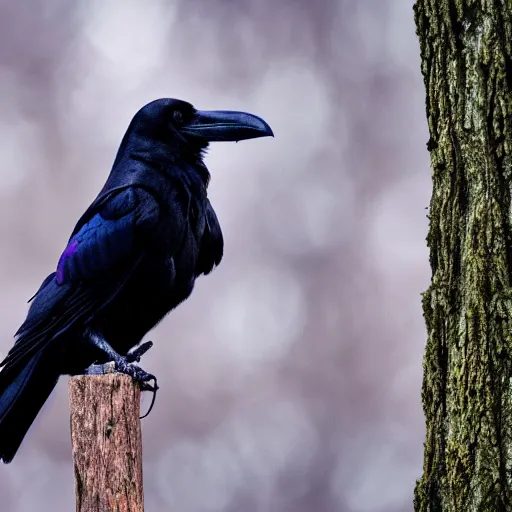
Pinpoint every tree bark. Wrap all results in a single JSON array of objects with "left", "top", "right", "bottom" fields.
[
  {"left": 69, "top": 372, "right": 144, "bottom": 512},
  {"left": 413, "top": 1, "right": 512, "bottom": 510}
]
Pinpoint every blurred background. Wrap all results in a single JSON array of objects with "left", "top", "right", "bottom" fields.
[{"left": 0, "top": 1, "right": 431, "bottom": 511}]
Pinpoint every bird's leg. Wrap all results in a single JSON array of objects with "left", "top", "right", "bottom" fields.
[{"left": 84, "top": 330, "right": 159, "bottom": 418}]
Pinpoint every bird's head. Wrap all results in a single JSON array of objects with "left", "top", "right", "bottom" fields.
[{"left": 130, "top": 98, "right": 274, "bottom": 149}]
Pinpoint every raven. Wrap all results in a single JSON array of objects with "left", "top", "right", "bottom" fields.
[{"left": 0, "top": 98, "right": 273, "bottom": 463}]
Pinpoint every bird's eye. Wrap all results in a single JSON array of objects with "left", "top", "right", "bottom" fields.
[{"left": 173, "top": 111, "right": 184, "bottom": 125}]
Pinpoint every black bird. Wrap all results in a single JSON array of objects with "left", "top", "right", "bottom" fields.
[{"left": 0, "top": 98, "right": 273, "bottom": 463}]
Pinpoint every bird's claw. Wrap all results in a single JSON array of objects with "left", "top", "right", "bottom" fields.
[
  {"left": 113, "top": 358, "right": 159, "bottom": 419},
  {"left": 126, "top": 340, "right": 153, "bottom": 363},
  {"left": 139, "top": 376, "right": 159, "bottom": 419}
]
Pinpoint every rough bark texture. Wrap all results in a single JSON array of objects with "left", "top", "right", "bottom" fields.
[
  {"left": 69, "top": 373, "right": 144, "bottom": 512},
  {"left": 413, "top": 1, "right": 512, "bottom": 510}
]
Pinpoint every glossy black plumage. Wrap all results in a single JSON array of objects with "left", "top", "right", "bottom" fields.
[{"left": 0, "top": 98, "right": 273, "bottom": 463}]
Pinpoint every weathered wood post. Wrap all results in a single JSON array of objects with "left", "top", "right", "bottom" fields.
[{"left": 68, "top": 364, "right": 144, "bottom": 512}]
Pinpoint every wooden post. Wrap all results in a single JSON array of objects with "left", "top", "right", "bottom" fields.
[{"left": 68, "top": 365, "right": 144, "bottom": 512}]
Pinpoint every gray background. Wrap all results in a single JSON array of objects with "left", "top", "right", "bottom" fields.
[{"left": 0, "top": 1, "right": 431, "bottom": 511}]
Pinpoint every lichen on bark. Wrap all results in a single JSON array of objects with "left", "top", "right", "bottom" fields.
[{"left": 413, "top": 1, "right": 512, "bottom": 511}]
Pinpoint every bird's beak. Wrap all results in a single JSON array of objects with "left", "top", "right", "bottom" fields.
[{"left": 181, "top": 110, "right": 274, "bottom": 142}]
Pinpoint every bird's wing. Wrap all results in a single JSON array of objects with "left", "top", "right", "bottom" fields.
[
  {"left": 56, "top": 186, "right": 159, "bottom": 285},
  {"left": 1, "top": 187, "right": 164, "bottom": 370}
]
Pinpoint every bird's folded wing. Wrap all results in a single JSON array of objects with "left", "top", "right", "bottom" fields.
[
  {"left": 56, "top": 187, "right": 160, "bottom": 285},
  {"left": 0, "top": 187, "right": 162, "bottom": 371}
]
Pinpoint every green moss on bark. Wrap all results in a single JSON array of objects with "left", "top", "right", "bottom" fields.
[{"left": 414, "top": 1, "right": 512, "bottom": 510}]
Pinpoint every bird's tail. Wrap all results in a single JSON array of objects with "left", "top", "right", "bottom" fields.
[{"left": 0, "top": 347, "right": 59, "bottom": 463}]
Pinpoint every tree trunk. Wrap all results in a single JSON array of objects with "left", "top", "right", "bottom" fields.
[{"left": 413, "top": 1, "right": 512, "bottom": 511}]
